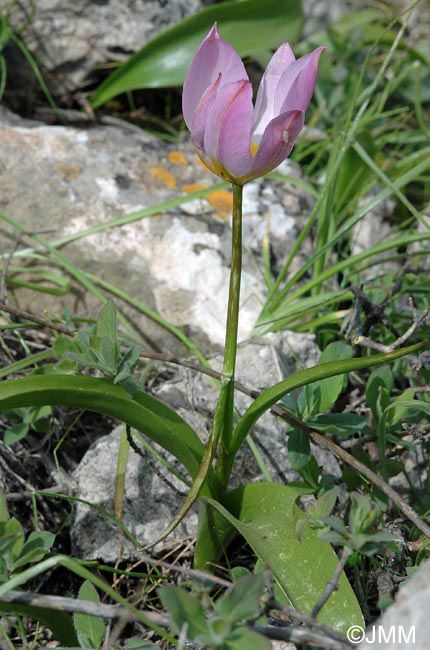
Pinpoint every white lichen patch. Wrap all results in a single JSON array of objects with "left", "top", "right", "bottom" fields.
[
  {"left": 14, "top": 125, "right": 88, "bottom": 159},
  {"left": 95, "top": 177, "right": 120, "bottom": 202}
]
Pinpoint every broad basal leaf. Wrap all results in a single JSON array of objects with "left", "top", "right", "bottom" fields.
[{"left": 206, "top": 482, "right": 364, "bottom": 633}]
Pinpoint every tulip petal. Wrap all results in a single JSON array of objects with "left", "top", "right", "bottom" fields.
[
  {"left": 253, "top": 42, "right": 296, "bottom": 141},
  {"left": 190, "top": 73, "right": 222, "bottom": 148},
  {"left": 182, "top": 24, "right": 248, "bottom": 131},
  {"left": 276, "top": 46, "right": 326, "bottom": 114},
  {"left": 203, "top": 79, "right": 254, "bottom": 181},
  {"left": 251, "top": 109, "right": 304, "bottom": 179}
]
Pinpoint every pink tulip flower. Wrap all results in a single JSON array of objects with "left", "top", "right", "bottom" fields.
[{"left": 183, "top": 24, "right": 325, "bottom": 185}]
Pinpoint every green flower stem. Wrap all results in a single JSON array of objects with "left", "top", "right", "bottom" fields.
[
  {"left": 223, "top": 183, "right": 243, "bottom": 377},
  {"left": 214, "top": 182, "right": 243, "bottom": 492},
  {"left": 153, "top": 184, "right": 243, "bottom": 534}
]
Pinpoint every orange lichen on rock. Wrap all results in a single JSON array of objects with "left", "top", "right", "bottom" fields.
[
  {"left": 168, "top": 150, "right": 188, "bottom": 166},
  {"left": 181, "top": 182, "right": 208, "bottom": 194},
  {"left": 150, "top": 166, "right": 177, "bottom": 189},
  {"left": 206, "top": 189, "right": 233, "bottom": 221},
  {"left": 182, "top": 183, "right": 232, "bottom": 221},
  {"left": 54, "top": 162, "right": 80, "bottom": 182}
]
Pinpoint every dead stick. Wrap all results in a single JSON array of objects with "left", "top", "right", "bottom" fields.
[
  {"left": 253, "top": 625, "right": 351, "bottom": 649},
  {"left": 311, "top": 547, "right": 351, "bottom": 619},
  {"left": 0, "top": 590, "right": 164, "bottom": 625},
  {"left": 0, "top": 590, "right": 351, "bottom": 649}
]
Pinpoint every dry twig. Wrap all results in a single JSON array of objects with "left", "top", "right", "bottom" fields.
[
  {"left": 311, "top": 547, "right": 352, "bottom": 619},
  {"left": 0, "top": 590, "right": 352, "bottom": 649}
]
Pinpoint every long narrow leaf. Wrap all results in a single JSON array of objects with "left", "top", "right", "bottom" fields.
[
  {"left": 0, "top": 184, "right": 228, "bottom": 257},
  {"left": 0, "top": 350, "right": 51, "bottom": 380},
  {"left": 0, "top": 600, "right": 77, "bottom": 646},
  {"left": 0, "top": 375, "right": 215, "bottom": 492},
  {"left": 231, "top": 341, "right": 424, "bottom": 455},
  {"left": 259, "top": 226, "right": 430, "bottom": 327},
  {"left": 0, "top": 212, "right": 140, "bottom": 340},
  {"left": 0, "top": 210, "right": 208, "bottom": 359},
  {"left": 261, "top": 149, "right": 430, "bottom": 319}
]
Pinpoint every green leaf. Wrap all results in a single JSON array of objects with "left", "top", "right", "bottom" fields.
[
  {"left": 53, "top": 333, "right": 76, "bottom": 358},
  {"left": 307, "top": 488, "right": 339, "bottom": 524},
  {"left": 308, "top": 412, "right": 368, "bottom": 437},
  {"left": 287, "top": 429, "right": 311, "bottom": 470},
  {"left": 1, "top": 518, "right": 24, "bottom": 562},
  {"left": 230, "top": 567, "right": 250, "bottom": 582},
  {"left": 158, "top": 586, "right": 208, "bottom": 639},
  {"left": 208, "top": 483, "right": 363, "bottom": 633},
  {"left": 386, "top": 398, "right": 430, "bottom": 418},
  {"left": 205, "top": 615, "right": 231, "bottom": 645},
  {"left": 0, "top": 600, "right": 78, "bottom": 646},
  {"left": 305, "top": 342, "right": 353, "bottom": 415},
  {"left": 90, "top": 0, "right": 304, "bottom": 107},
  {"left": 3, "top": 421, "right": 29, "bottom": 445},
  {"left": 214, "top": 573, "right": 266, "bottom": 625},
  {"left": 383, "top": 459, "right": 404, "bottom": 478},
  {"left": 0, "top": 350, "right": 53, "bottom": 380},
  {"left": 349, "top": 493, "right": 377, "bottom": 534},
  {"left": 12, "top": 531, "right": 55, "bottom": 570},
  {"left": 115, "top": 346, "right": 142, "bottom": 385},
  {"left": 366, "top": 366, "right": 393, "bottom": 421},
  {"left": 332, "top": 131, "right": 375, "bottom": 213},
  {"left": 194, "top": 498, "right": 238, "bottom": 570},
  {"left": 99, "top": 335, "right": 119, "bottom": 375},
  {"left": 312, "top": 8, "right": 429, "bottom": 66},
  {"left": 387, "top": 389, "right": 415, "bottom": 425},
  {"left": 385, "top": 432, "right": 417, "bottom": 453},
  {"left": 96, "top": 300, "right": 117, "bottom": 340},
  {"left": 231, "top": 341, "right": 424, "bottom": 456},
  {"left": 0, "top": 491, "right": 8, "bottom": 525},
  {"left": 0, "top": 375, "right": 215, "bottom": 493},
  {"left": 74, "top": 581, "right": 106, "bottom": 650},
  {"left": 225, "top": 626, "right": 271, "bottom": 650},
  {"left": 5, "top": 266, "right": 71, "bottom": 296},
  {"left": 297, "top": 455, "right": 321, "bottom": 490}
]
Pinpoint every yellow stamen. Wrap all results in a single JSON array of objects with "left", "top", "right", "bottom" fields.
[{"left": 250, "top": 141, "right": 259, "bottom": 157}]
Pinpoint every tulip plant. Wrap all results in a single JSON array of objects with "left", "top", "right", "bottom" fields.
[
  {"left": 181, "top": 23, "right": 325, "bottom": 501},
  {"left": 0, "top": 23, "right": 425, "bottom": 637}
]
